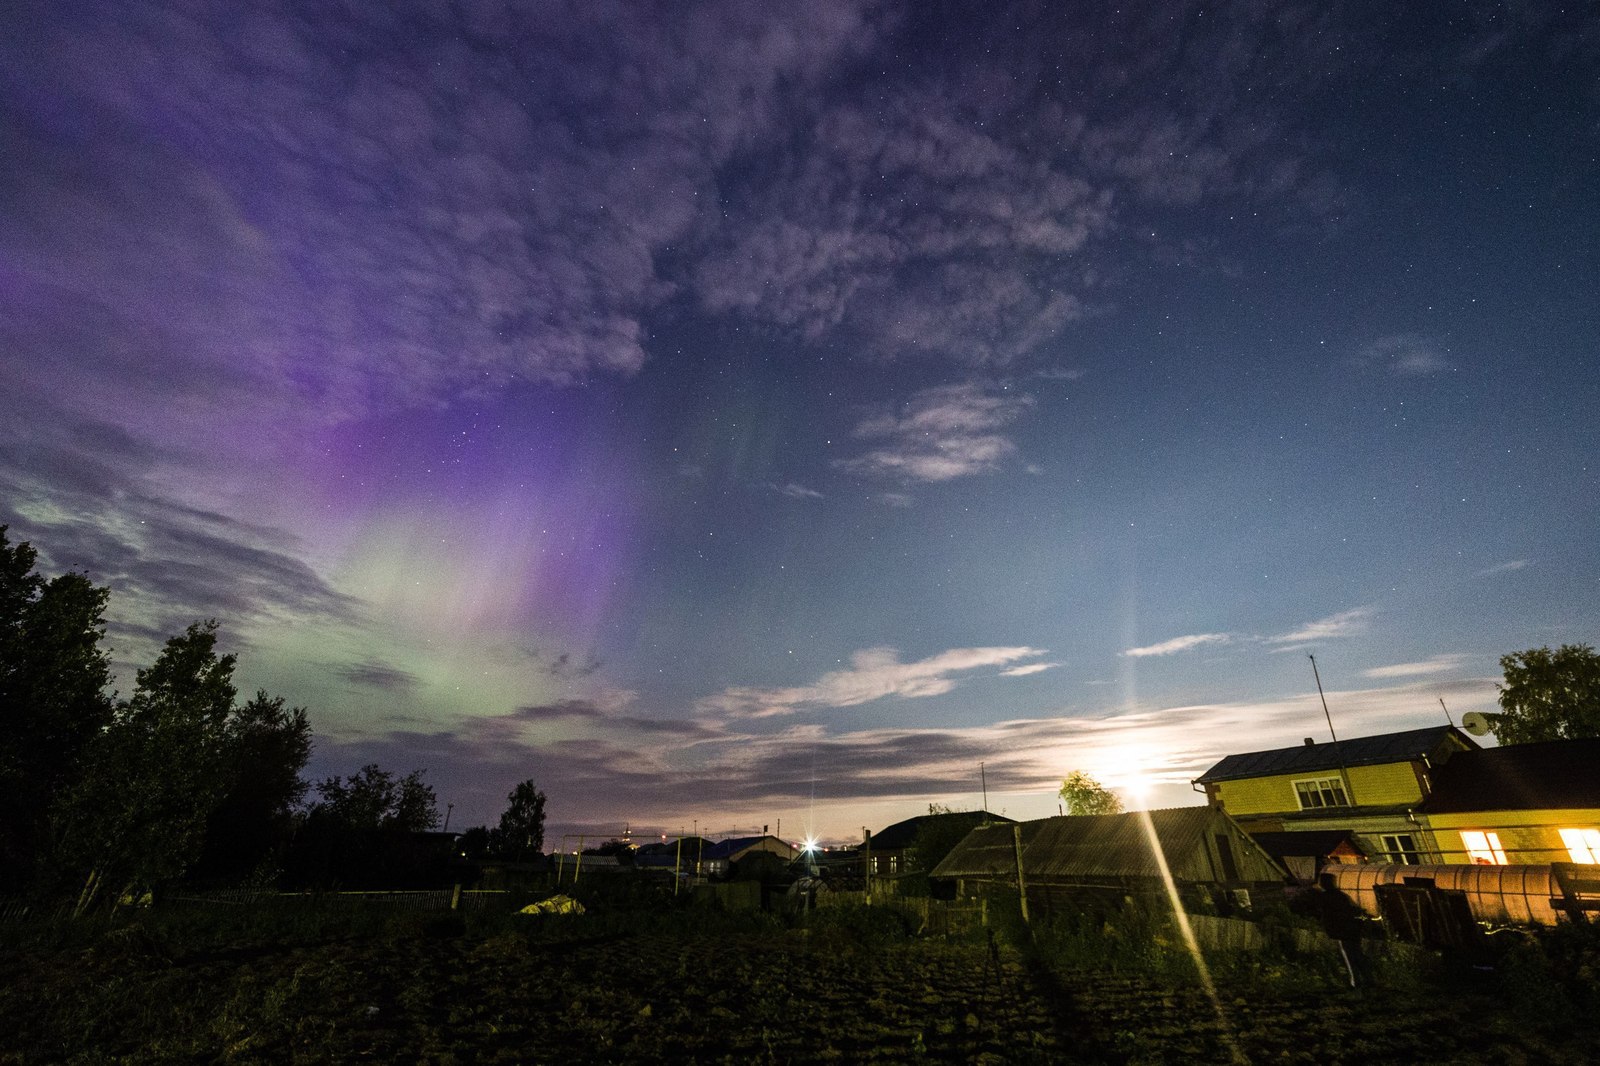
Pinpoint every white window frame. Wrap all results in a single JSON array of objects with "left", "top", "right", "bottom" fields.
[
  {"left": 1292, "top": 776, "right": 1351, "bottom": 810},
  {"left": 1558, "top": 827, "right": 1600, "bottom": 864},
  {"left": 1461, "top": 830, "right": 1508, "bottom": 865},
  {"left": 1380, "top": 833, "right": 1420, "bottom": 865}
]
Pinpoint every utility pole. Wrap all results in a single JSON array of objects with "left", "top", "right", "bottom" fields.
[
  {"left": 443, "top": 803, "right": 453, "bottom": 832},
  {"left": 1012, "top": 823, "right": 1030, "bottom": 924}
]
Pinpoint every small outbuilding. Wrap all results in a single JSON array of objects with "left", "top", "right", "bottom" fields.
[{"left": 931, "top": 807, "right": 1285, "bottom": 908}]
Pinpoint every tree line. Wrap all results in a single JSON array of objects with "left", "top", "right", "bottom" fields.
[{"left": 0, "top": 527, "right": 546, "bottom": 908}]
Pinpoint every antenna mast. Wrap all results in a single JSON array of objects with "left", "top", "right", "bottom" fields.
[
  {"left": 1438, "top": 697, "right": 1453, "bottom": 726},
  {"left": 980, "top": 762, "right": 989, "bottom": 817},
  {"left": 1309, "top": 654, "right": 1358, "bottom": 806}
]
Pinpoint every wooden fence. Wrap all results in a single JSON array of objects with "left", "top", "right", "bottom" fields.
[{"left": 160, "top": 886, "right": 516, "bottom": 913}]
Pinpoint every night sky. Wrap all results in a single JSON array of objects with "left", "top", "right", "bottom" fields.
[{"left": 4, "top": 1, "right": 1597, "bottom": 845}]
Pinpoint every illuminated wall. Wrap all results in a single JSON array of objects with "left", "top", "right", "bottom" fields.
[
  {"left": 1211, "top": 759, "right": 1427, "bottom": 817},
  {"left": 1424, "top": 809, "right": 1600, "bottom": 865}
]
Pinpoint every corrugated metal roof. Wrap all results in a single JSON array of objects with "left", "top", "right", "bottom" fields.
[
  {"left": 1421, "top": 738, "right": 1600, "bottom": 813},
  {"left": 929, "top": 819, "right": 1046, "bottom": 879},
  {"left": 1024, "top": 807, "right": 1216, "bottom": 880},
  {"left": 931, "top": 807, "right": 1283, "bottom": 883},
  {"left": 1195, "top": 725, "right": 1472, "bottom": 783}
]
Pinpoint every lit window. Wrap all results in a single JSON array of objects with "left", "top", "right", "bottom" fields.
[
  {"left": 1558, "top": 828, "right": 1600, "bottom": 864},
  {"left": 1380, "top": 833, "right": 1420, "bottom": 865},
  {"left": 1461, "top": 830, "right": 1508, "bottom": 865},
  {"left": 1293, "top": 777, "right": 1351, "bottom": 810}
]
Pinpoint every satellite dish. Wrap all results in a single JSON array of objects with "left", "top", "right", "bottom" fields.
[{"left": 1461, "top": 711, "right": 1492, "bottom": 737}]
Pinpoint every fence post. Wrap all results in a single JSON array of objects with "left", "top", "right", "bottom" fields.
[
  {"left": 451, "top": 883, "right": 462, "bottom": 911},
  {"left": 863, "top": 829, "right": 872, "bottom": 905},
  {"left": 1013, "top": 824, "right": 1030, "bottom": 924}
]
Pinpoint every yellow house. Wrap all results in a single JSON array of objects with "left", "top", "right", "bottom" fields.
[
  {"left": 1192, "top": 725, "right": 1477, "bottom": 864},
  {"left": 1419, "top": 738, "right": 1600, "bottom": 865}
]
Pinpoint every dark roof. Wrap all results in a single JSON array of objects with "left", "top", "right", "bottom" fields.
[
  {"left": 701, "top": 835, "right": 794, "bottom": 860},
  {"left": 869, "top": 811, "right": 1011, "bottom": 851},
  {"left": 1421, "top": 738, "right": 1600, "bottom": 813},
  {"left": 931, "top": 807, "right": 1281, "bottom": 882},
  {"left": 1195, "top": 725, "right": 1474, "bottom": 783},
  {"left": 1248, "top": 830, "right": 1364, "bottom": 861}
]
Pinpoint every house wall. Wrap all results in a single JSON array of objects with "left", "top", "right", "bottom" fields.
[
  {"left": 1425, "top": 808, "right": 1600, "bottom": 865},
  {"left": 1290, "top": 811, "right": 1442, "bottom": 864},
  {"left": 1212, "top": 760, "right": 1426, "bottom": 817}
]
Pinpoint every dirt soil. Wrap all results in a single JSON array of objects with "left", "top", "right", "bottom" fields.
[{"left": 0, "top": 916, "right": 1591, "bottom": 1064}]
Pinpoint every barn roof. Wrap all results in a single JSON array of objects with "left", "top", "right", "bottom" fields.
[
  {"left": 1421, "top": 738, "right": 1600, "bottom": 813},
  {"left": 1195, "top": 725, "right": 1473, "bottom": 784},
  {"left": 930, "top": 806, "right": 1276, "bottom": 882}
]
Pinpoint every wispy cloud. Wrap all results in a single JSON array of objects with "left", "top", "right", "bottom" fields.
[
  {"left": 1362, "top": 654, "right": 1467, "bottom": 679},
  {"left": 1359, "top": 334, "right": 1449, "bottom": 376},
  {"left": 1476, "top": 559, "right": 1530, "bottom": 577},
  {"left": 1268, "top": 607, "right": 1373, "bottom": 647},
  {"left": 764, "top": 481, "right": 824, "bottom": 500},
  {"left": 338, "top": 660, "right": 420, "bottom": 694},
  {"left": 698, "top": 645, "right": 1047, "bottom": 718},
  {"left": 1123, "top": 633, "right": 1231, "bottom": 658},
  {"left": 1000, "top": 662, "right": 1060, "bottom": 677},
  {"left": 836, "top": 382, "right": 1034, "bottom": 483}
]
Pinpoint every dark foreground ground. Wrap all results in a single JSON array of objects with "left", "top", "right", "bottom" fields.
[{"left": 1, "top": 901, "right": 1595, "bottom": 1064}]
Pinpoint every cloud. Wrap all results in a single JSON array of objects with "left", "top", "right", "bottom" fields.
[
  {"left": 837, "top": 382, "right": 1035, "bottom": 483},
  {"left": 699, "top": 645, "right": 1047, "bottom": 718},
  {"left": 1268, "top": 607, "right": 1373, "bottom": 647},
  {"left": 313, "top": 673, "right": 1502, "bottom": 840},
  {"left": 1359, "top": 334, "right": 1450, "bottom": 376},
  {"left": 1123, "top": 633, "right": 1231, "bottom": 658},
  {"left": 764, "top": 482, "right": 824, "bottom": 500},
  {"left": 999, "top": 662, "right": 1059, "bottom": 677},
  {"left": 1, "top": 2, "right": 882, "bottom": 443},
  {"left": 338, "top": 660, "right": 420, "bottom": 694},
  {"left": 1362, "top": 655, "right": 1467, "bottom": 679},
  {"left": 1476, "top": 559, "right": 1530, "bottom": 577}
]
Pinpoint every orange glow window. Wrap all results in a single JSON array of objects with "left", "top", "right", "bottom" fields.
[
  {"left": 1461, "top": 830, "right": 1507, "bottom": 865},
  {"left": 1558, "top": 828, "right": 1600, "bottom": 864}
]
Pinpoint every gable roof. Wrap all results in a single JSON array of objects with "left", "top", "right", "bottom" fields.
[
  {"left": 869, "top": 810, "right": 1011, "bottom": 851},
  {"left": 701, "top": 835, "right": 795, "bottom": 860},
  {"left": 931, "top": 806, "right": 1282, "bottom": 883},
  {"left": 1195, "top": 725, "right": 1474, "bottom": 784},
  {"left": 1421, "top": 738, "right": 1600, "bottom": 813}
]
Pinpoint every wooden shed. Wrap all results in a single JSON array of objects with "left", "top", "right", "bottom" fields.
[{"left": 931, "top": 806, "right": 1285, "bottom": 898}]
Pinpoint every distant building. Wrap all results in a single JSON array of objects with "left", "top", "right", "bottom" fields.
[
  {"left": 698, "top": 835, "right": 798, "bottom": 877},
  {"left": 864, "top": 810, "right": 1012, "bottom": 878}
]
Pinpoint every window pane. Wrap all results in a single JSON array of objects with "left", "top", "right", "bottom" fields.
[
  {"left": 1463, "top": 830, "right": 1508, "bottom": 865},
  {"left": 1560, "top": 828, "right": 1600, "bottom": 864}
]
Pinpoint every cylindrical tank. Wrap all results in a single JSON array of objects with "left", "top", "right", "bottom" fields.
[{"left": 1325, "top": 863, "right": 1565, "bottom": 926}]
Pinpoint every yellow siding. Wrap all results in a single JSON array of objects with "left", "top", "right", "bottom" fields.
[
  {"left": 1214, "top": 760, "right": 1426, "bottom": 816},
  {"left": 1426, "top": 808, "right": 1600, "bottom": 865}
]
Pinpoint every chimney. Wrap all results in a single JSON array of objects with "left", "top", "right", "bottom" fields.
[{"left": 1303, "top": 737, "right": 1315, "bottom": 747}]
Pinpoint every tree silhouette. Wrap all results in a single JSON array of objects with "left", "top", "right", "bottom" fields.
[
  {"left": 193, "top": 691, "right": 312, "bottom": 883},
  {"left": 56, "top": 621, "right": 238, "bottom": 909},
  {"left": 0, "top": 528, "right": 114, "bottom": 892},
  {"left": 312, "top": 764, "right": 439, "bottom": 831},
  {"left": 1489, "top": 644, "right": 1600, "bottom": 744},
  {"left": 495, "top": 780, "right": 547, "bottom": 859}
]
